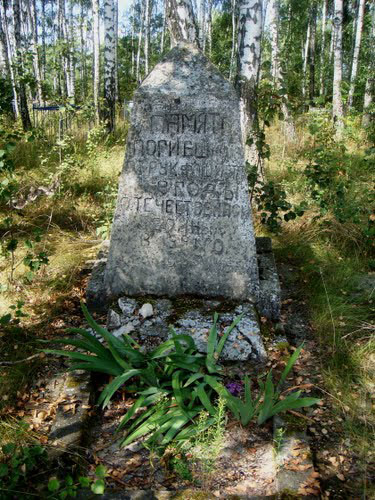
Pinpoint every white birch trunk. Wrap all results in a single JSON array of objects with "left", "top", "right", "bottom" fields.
[
  {"left": 13, "top": 0, "right": 31, "bottom": 129},
  {"left": 362, "top": 2, "right": 375, "bottom": 127},
  {"left": 319, "top": 0, "right": 327, "bottom": 96},
  {"left": 268, "top": 0, "right": 296, "bottom": 141},
  {"left": 237, "top": 0, "right": 262, "bottom": 166},
  {"left": 348, "top": 0, "right": 365, "bottom": 109},
  {"left": 136, "top": 0, "right": 145, "bottom": 83},
  {"left": 103, "top": 0, "right": 116, "bottom": 131},
  {"left": 1, "top": 0, "right": 19, "bottom": 116},
  {"left": 302, "top": 21, "right": 310, "bottom": 99},
  {"left": 207, "top": 0, "right": 212, "bottom": 56},
  {"left": 26, "top": 0, "right": 42, "bottom": 103},
  {"left": 199, "top": 0, "right": 206, "bottom": 51},
  {"left": 114, "top": 0, "right": 118, "bottom": 101},
  {"left": 332, "top": 0, "right": 344, "bottom": 136},
  {"left": 166, "top": 0, "right": 199, "bottom": 46},
  {"left": 144, "top": 0, "right": 151, "bottom": 75},
  {"left": 0, "top": 2, "right": 9, "bottom": 75},
  {"left": 68, "top": 0, "right": 76, "bottom": 101},
  {"left": 160, "top": 0, "right": 167, "bottom": 53},
  {"left": 229, "top": 0, "right": 237, "bottom": 81},
  {"left": 92, "top": 0, "right": 100, "bottom": 123}
]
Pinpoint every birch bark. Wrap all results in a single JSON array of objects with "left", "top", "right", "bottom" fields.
[
  {"left": 362, "top": 2, "right": 375, "bottom": 127},
  {"left": 13, "top": 0, "right": 32, "bottom": 129},
  {"left": 144, "top": 0, "right": 151, "bottom": 75},
  {"left": 166, "top": 0, "right": 199, "bottom": 46},
  {"left": 136, "top": 0, "right": 144, "bottom": 82},
  {"left": 332, "top": 0, "right": 344, "bottom": 136},
  {"left": 229, "top": 0, "right": 237, "bottom": 81},
  {"left": 348, "top": 0, "right": 365, "bottom": 109},
  {"left": 92, "top": 0, "right": 100, "bottom": 123},
  {"left": 103, "top": 0, "right": 117, "bottom": 131},
  {"left": 319, "top": 0, "right": 327, "bottom": 96},
  {"left": 268, "top": 0, "right": 296, "bottom": 141},
  {"left": 27, "top": 0, "right": 43, "bottom": 103},
  {"left": 237, "top": 0, "right": 262, "bottom": 166}
]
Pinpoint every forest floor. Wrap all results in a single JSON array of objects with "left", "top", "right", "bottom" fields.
[{"left": 0, "top": 116, "right": 374, "bottom": 497}]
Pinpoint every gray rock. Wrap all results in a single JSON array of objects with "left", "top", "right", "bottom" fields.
[
  {"left": 139, "top": 303, "right": 154, "bottom": 319},
  {"left": 104, "top": 43, "right": 260, "bottom": 303},
  {"left": 170, "top": 303, "right": 266, "bottom": 362},
  {"left": 107, "top": 309, "right": 121, "bottom": 329},
  {"left": 112, "top": 323, "right": 135, "bottom": 337},
  {"left": 257, "top": 237, "right": 281, "bottom": 321},
  {"left": 118, "top": 297, "right": 137, "bottom": 316}
]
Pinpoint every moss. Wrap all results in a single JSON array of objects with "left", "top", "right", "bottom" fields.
[
  {"left": 280, "top": 413, "right": 308, "bottom": 433},
  {"left": 275, "top": 341, "right": 290, "bottom": 351},
  {"left": 278, "top": 490, "right": 301, "bottom": 499}
]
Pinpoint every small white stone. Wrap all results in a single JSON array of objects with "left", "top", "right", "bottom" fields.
[
  {"left": 139, "top": 303, "right": 153, "bottom": 319},
  {"left": 112, "top": 323, "right": 135, "bottom": 338}
]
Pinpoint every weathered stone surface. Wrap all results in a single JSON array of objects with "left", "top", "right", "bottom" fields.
[
  {"left": 105, "top": 297, "right": 266, "bottom": 362},
  {"left": 256, "top": 237, "right": 281, "bottom": 321},
  {"left": 104, "top": 43, "right": 259, "bottom": 303},
  {"left": 139, "top": 303, "right": 154, "bottom": 318}
]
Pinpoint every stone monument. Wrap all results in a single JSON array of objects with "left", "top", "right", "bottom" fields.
[
  {"left": 104, "top": 43, "right": 260, "bottom": 303},
  {"left": 87, "top": 43, "right": 281, "bottom": 362}
]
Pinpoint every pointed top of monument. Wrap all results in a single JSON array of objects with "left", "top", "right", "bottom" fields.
[{"left": 138, "top": 43, "right": 237, "bottom": 99}]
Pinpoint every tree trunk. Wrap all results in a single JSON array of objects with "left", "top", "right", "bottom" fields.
[
  {"left": 80, "top": 0, "right": 86, "bottom": 100},
  {"left": 166, "top": 0, "right": 199, "bottom": 46},
  {"left": 114, "top": 0, "right": 118, "bottom": 101},
  {"left": 68, "top": 0, "right": 76, "bottom": 102},
  {"left": 319, "top": 0, "right": 327, "bottom": 97},
  {"left": 92, "top": 0, "right": 100, "bottom": 123},
  {"left": 229, "top": 0, "right": 237, "bottom": 81},
  {"left": 26, "top": 0, "right": 43, "bottom": 103},
  {"left": 160, "top": 0, "right": 167, "bottom": 53},
  {"left": 1, "top": 0, "right": 19, "bottom": 116},
  {"left": 41, "top": 0, "right": 46, "bottom": 81},
  {"left": 237, "top": 0, "right": 262, "bottom": 167},
  {"left": 144, "top": 0, "right": 151, "bottom": 75},
  {"left": 332, "top": 0, "right": 344, "bottom": 136},
  {"left": 362, "top": 2, "right": 375, "bottom": 127},
  {"left": 268, "top": 0, "right": 296, "bottom": 141},
  {"left": 13, "top": 0, "right": 31, "bottom": 130},
  {"left": 206, "top": 0, "right": 212, "bottom": 56},
  {"left": 308, "top": 5, "right": 317, "bottom": 106},
  {"left": 136, "top": 0, "right": 144, "bottom": 82},
  {"left": 103, "top": 0, "right": 116, "bottom": 131},
  {"left": 200, "top": 0, "right": 206, "bottom": 51},
  {"left": 0, "top": 2, "right": 9, "bottom": 75},
  {"left": 348, "top": 0, "right": 365, "bottom": 109},
  {"left": 302, "top": 21, "right": 310, "bottom": 99}
]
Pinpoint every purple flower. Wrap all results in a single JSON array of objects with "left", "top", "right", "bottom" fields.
[{"left": 226, "top": 381, "right": 243, "bottom": 397}]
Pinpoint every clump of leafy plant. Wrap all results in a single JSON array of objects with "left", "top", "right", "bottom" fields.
[
  {"left": 45, "top": 304, "right": 320, "bottom": 452},
  {"left": 0, "top": 442, "right": 46, "bottom": 499}
]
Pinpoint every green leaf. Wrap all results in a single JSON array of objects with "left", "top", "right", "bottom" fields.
[
  {"left": 95, "top": 465, "right": 107, "bottom": 479},
  {"left": 98, "top": 370, "right": 142, "bottom": 408},
  {"left": 2, "top": 443, "right": 16, "bottom": 454},
  {"left": 42, "top": 349, "right": 124, "bottom": 376},
  {"left": 216, "top": 314, "right": 243, "bottom": 358},
  {"left": 195, "top": 384, "right": 217, "bottom": 416},
  {"left": 277, "top": 344, "right": 303, "bottom": 393},
  {"left": 91, "top": 479, "right": 105, "bottom": 494},
  {"left": 48, "top": 478, "right": 60, "bottom": 492},
  {"left": 207, "top": 312, "right": 219, "bottom": 359},
  {"left": 79, "top": 476, "right": 91, "bottom": 488},
  {"left": 0, "top": 464, "right": 8, "bottom": 478}
]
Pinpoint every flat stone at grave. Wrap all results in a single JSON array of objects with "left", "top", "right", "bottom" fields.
[
  {"left": 106, "top": 297, "right": 266, "bottom": 362},
  {"left": 104, "top": 42, "right": 260, "bottom": 303}
]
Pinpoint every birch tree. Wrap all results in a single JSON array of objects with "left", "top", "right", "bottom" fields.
[
  {"left": 166, "top": 0, "right": 199, "bottom": 46},
  {"left": 92, "top": 0, "right": 100, "bottom": 123},
  {"left": 136, "top": 0, "right": 145, "bottom": 82},
  {"left": 268, "top": 0, "right": 296, "bottom": 141},
  {"left": 319, "top": 0, "right": 327, "bottom": 96},
  {"left": 26, "top": 0, "right": 43, "bottom": 103},
  {"left": 348, "top": 0, "right": 365, "bottom": 109},
  {"left": 13, "top": 0, "right": 31, "bottom": 130},
  {"left": 1, "top": 0, "right": 19, "bottom": 117},
  {"left": 332, "top": 0, "right": 344, "bottom": 136},
  {"left": 237, "top": 0, "right": 262, "bottom": 165},
  {"left": 229, "top": 0, "right": 237, "bottom": 81},
  {"left": 0, "top": 2, "right": 9, "bottom": 75},
  {"left": 144, "top": 0, "right": 151, "bottom": 75},
  {"left": 362, "top": 1, "right": 375, "bottom": 127},
  {"left": 103, "top": 0, "right": 117, "bottom": 131}
]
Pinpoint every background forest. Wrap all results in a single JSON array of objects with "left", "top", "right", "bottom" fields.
[{"left": 0, "top": 0, "right": 375, "bottom": 497}]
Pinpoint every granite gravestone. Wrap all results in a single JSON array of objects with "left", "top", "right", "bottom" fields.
[{"left": 104, "top": 43, "right": 260, "bottom": 303}]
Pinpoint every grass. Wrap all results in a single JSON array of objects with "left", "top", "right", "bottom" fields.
[
  {"left": 0, "top": 119, "right": 125, "bottom": 423},
  {"left": 264, "top": 117, "right": 375, "bottom": 493},
  {"left": 1, "top": 112, "right": 374, "bottom": 495}
]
